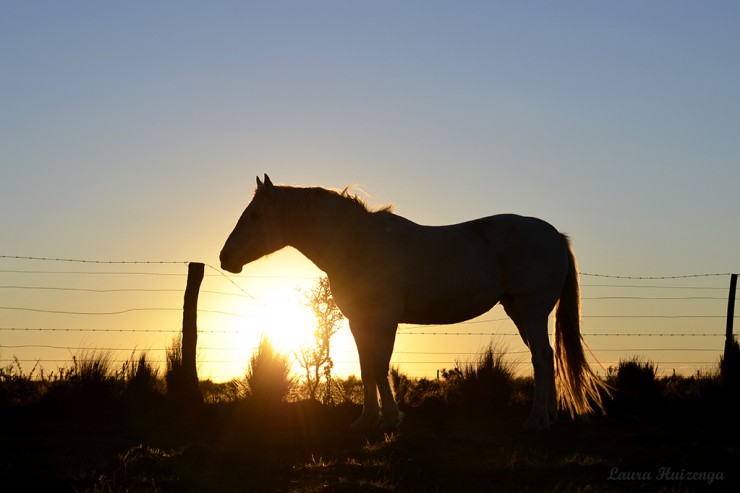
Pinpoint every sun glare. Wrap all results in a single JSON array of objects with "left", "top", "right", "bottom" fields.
[
  {"left": 200, "top": 279, "right": 320, "bottom": 381},
  {"left": 196, "top": 252, "right": 358, "bottom": 382},
  {"left": 258, "top": 291, "right": 317, "bottom": 355}
]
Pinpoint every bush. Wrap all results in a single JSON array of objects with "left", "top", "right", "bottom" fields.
[
  {"left": 443, "top": 342, "right": 515, "bottom": 411},
  {"left": 389, "top": 368, "right": 446, "bottom": 408},
  {"left": 246, "top": 336, "right": 294, "bottom": 405},
  {"left": 200, "top": 378, "right": 243, "bottom": 404},
  {"left": 165, "top": 336, "right": 185, "bottom": 396},
  {"left": 0, "top": 357, "right": 45, "bottom": 407},
  {"left": 333, "top": 375, "right": 363, "bottom": 405},
  {"left": 604, "top": 356, "right": 662, "bottom": 417},
  {"left": 41, "top": 350, "right": 122, "bottom": 417},
  {"left": 614, "top": 356, "right": 658, "bottom": 396},
  {"left": 123, "top": 352, "right": 162, "bottom": 405},
  {"left": 390, "top": 366, "right": 412, "bottom": 407}
]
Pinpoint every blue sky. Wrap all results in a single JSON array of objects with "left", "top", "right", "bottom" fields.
[{"left": 1, "top": 2, "right": 739, "bottom": 379}]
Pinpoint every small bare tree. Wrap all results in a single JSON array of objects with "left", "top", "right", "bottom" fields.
[{"left": 295, "top": 276, "right": 344, "bottom": 404}]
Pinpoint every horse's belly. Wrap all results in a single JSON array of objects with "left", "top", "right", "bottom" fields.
[{"left": 400, "top": 290, "right": 500, "bottom": 325}]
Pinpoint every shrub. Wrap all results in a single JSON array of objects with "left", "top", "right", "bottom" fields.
[
  {"left": 165, "top": 336, "right": 185, "bottom": 396},
  {"left": 123, "top": 352, "right": 162, "bottom": 403},
  {"left": 390, "top": 366, "right": 412, "bottom": 407},
  {"left": 0, "top": 356, "right": 45, "bottom": 406},
  {"left": 443, "top": 342, "right": 515, "bottom": 411},
  {"left": 615, "top": 356, "right": 658, "bottom": 396},
  {"left": 200, "top": 378, "right": 243, "bottom": 404},
  {"left": 389, "top": 368, "right": 447, "bottom": 408},
  {"left": 246, "top": 336, "right": 294, "bottom": 405},
  {"left": 77, "top": 350, "right": 115, "bottom": 385},
  {"left": 606, "top": 356, "right": 661, "bottom": 416},
  {"left": 41, "top": 349, "right": 122, "bottom": 416},
  {"left": 333, "top": 375, "right": 363, "bottom": 405}
]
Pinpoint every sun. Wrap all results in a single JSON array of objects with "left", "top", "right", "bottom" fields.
[
  {"left": 195, "top": 277, "right": 319, "bottom": 381},
  {"left": 258, "top": 291, "right": 317, "bottom": 356},
  {"left": 232, "top": 281, "right": 319, "bottom": 358}
]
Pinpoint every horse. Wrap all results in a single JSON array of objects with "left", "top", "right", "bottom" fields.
[{"left": 220, "top": 175, "right": 608, "bottom": 430}]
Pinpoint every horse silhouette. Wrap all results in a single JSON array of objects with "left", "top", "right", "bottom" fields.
[{"left": 221, "top": 175, "right": 607, "bottom": 430}]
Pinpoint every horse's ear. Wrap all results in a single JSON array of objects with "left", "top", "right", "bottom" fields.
[{"left": 256, "top": 174, "right": 274, "bottom": 194}]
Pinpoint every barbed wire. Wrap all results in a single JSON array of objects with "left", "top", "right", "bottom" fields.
[
  {"left": 2, "top": 255, "right": 737, "bottom": 378},
  {"left": 396, "top": 332, "right": 726, "bottom": 337},
  {"left": 0, "top": 327, "right": 242, "bottom": 334},
  {"left": 0, "top": 285, "right": 249, "bottom": 298},
  {"left": 0, "top": 269, "right": 188, "bottom": 276},
  {"left": 1, "top": 284, "right": 732, "bottom": 302},
  {"left": 0, "top": 255, "right": 189, "bottom": 265},
  {"left": 0, "top": 306, "right": 242, "bottom": 317},
  {"left": 581, "top": 272, "right": 737, "bottom": 279},
  {"left": 582, "top": 284, "right": 729, "bottom": 290},
  {"left": 0, "top": 327, "right": 728, "bottom": 337},
  {"left": 203, "top": 263, "right": 261, "bottom": 302},
  {"left": 0, "top": 358, "right": 722, "bottom": 368},
  {"left": 2, "top": 255, "right": 735, "bottom": 281},
  {"left": 583, "top": 296, "right": 727, "bottom": 300},
  {"left": 0, "top": 344, "right": 722, "bottom": 354}
]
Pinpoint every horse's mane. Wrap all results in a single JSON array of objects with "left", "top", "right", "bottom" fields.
[
  {"left": 337, "top": 187, "right": 394, "bottom": 214},
  {"left": 273, "top": 185, "right": 394, "bottom": 215}
]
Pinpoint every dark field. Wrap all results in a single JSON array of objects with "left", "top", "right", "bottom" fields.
[{"left": 2, "top": 376, "right": 738, "bottom": 493}]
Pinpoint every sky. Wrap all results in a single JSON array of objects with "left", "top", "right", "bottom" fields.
[{"left": 1, "top": 1, "right": 739, "bottom": 382}]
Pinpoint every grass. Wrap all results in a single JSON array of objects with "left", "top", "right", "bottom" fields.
[{"left": 1, "top": 345, "right": 738, "bottom": 491}]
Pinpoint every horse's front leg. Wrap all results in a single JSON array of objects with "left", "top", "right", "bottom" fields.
[
  {"left": 349, "top": 317, "right": 402, "bottom": 431},
  {"left": 350, "top": 319, "right": 380, "bottom": 430},
  {"left": 373, "top": 324, "right": 402, "bottom": 431}
]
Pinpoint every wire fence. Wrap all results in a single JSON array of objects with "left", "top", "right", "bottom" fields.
[{"left": 1, "top": 255, "right": 737, "bottom": 381}]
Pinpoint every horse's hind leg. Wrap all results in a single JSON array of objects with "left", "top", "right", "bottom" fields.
[
  {"left": 502, "top": 297, "right": 527, "bottom": 346},
  {"left": 505, "top": 299, "right": 556, "bottom": 430},
  {"left": 526, "top": 310, "right": 556, "bottom": 429}
]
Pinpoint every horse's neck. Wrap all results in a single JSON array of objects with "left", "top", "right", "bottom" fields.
[{"left": 284, "top": 193, "right": 366, "bottom": 276}]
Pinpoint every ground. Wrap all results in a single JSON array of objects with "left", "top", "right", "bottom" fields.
[{"left": 1, "top": 395, "right": 737, "bottom": 492}]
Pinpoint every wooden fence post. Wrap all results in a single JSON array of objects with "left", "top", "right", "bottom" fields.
[
  {"left": 724, "top": 273, "right": 738, "bottom": 363},
  {"left": 181, "top": 261, "right": 204, "bottom": 405}
]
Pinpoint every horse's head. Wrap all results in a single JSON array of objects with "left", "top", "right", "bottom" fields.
[{"left": 220, "top": 174, "right": 286, "bottom": 273}]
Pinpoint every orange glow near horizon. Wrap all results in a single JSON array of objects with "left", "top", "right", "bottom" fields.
[
  {"left": 194, "top": 250, "right": 362, "bottom": 382},
  {"left": 0, "top": 252, "right": 731, "bottom": 385}
]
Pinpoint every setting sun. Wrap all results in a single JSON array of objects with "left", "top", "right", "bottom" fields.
[
  {"left": 195, "top": 255, "right": 333, "bottom": 381},
  {"left": 252, "top": 288, "right": 317, "bottom": 356}
]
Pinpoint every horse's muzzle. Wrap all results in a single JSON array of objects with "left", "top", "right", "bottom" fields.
[{"left": 219, "top": 250, "right": 243, "bottom": 274}]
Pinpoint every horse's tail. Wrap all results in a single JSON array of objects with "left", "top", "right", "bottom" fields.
[{"left": 555, "top": 236, "right": 610, "bottom": 417}]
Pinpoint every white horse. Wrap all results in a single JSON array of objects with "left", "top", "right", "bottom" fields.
[{"left": 220, "top": 175, "right": 607, "bottom": 430}]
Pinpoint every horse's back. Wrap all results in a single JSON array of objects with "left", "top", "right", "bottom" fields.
[
  {"left": 462, "top": 213, "right": 561, "bottom": 242},
  {"left": 466, "top": 214, "right": 570, "bottom": 297},
  {"left": 362, "top": 213, "right": 569, "bottom": 323},
  {"left": 372, "top": 212, "right": 567, "bottom": 274}
]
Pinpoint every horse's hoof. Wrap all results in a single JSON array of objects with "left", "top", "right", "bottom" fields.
[
  {"left": 351, "top": 414, "right": 381, "bottom": 431},
  {"left": 380, "top": 410, "right": 404, "bottom": 432},
  {"left": 523, "top": 415, "right": 551, "bottom": 431},
  {"left": 379, "top": 421, "right": 401, "bottom": 433}
]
